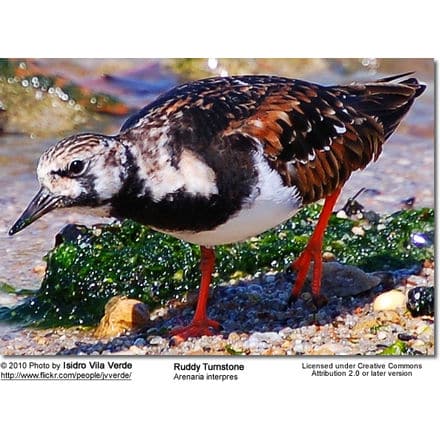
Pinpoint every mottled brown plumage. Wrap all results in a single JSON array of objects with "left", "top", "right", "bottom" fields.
[{"left": 120, "top": 73, "right": 425, "bottom": 205}]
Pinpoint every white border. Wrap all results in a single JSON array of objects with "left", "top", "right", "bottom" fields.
[{"left": 1, "top": 1, "right": 438, "bottom": 438}]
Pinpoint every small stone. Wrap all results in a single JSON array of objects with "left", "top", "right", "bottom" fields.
[
  {"left": 377, "top": 310, "right": 402, "bottom": 324},
  {"left": 281, "top": 340, "right": 292, "bottom": 349},
  {"left": 148, "top": 336, "right": 165, "bottom": 345},
  {"left": 227, "top": 332, "right": 241, "bottom": 343},
  {"left": 351, "top": 226, "right": 365, "bottom": 236},
  {"left": 377, "top": 331, "right": 388, "bottom": 340},
  {"left": 397, "top": 333, "right": 415, "bottom": 341},
  {"left": 309, "top": 342, "right": 351, "bottom": 355},
  {"left": 262, "top": 347, "right": 285, "bottom": 355},
  {"left": 128, "top": 345, "right": 146, "bottom": 355},
  {"left": 243, "top": 332, "right": 283, "bottom": 349},
  {"left": 322, "top": 251, "right": 336, "bottom": 262},
  {"left": 352, "top": 317, "right": 380, "bottom": 337},
  {"left": 133, "top": 337, "right": 146, "bottom": 347},
  {"left": 32, "top": 262, "right": 47, "bottom": 276},
  {"left": 278, "top": 327, "right": 294, "bottom": 337},
  {"left": 264, "top": 275, "right": 276, "bottom": 283},
  {"left": 409, "top": 339, "right": 427, "bottom": 351},
  {"left": 373, "top": 290, "right": 406, "bottom": 312},
  {"left": 293, "top": 342, "right": 304, "bottom": 353},
  {"left": 415, "top": 323, "right": 432, "bottom": 336},
  {"left": 94, "top": 296, "right": 149, "bottom": 338}
]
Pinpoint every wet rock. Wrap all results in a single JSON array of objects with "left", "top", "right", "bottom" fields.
[
  {"left": 304, "top": 262, "right": 381, "bottom": 297},
  {"left": 373, "top": 290, "right": 406, "bottom": 312},
  {"left": 0, "top": 78, "right": 88, "bottom": 136},
  {"left": 94, "top": 296, "right": 149, "bottom": 338},
  {"left": 407, "top": 286, "right": 434, "bottom": 317}
]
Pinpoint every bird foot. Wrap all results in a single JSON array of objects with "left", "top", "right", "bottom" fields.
[
  {"left": 289, "top": 246, "right": 328, "bottom": 308},
  {"left": 170, "top": 318, "right": 221, "bottom": 342},
  {"left": 290, "top": 245, "right": 322, "bottom": 294}
]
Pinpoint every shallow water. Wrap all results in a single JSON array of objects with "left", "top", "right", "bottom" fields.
[{"left": 0, "top": 59, "right": 435, "bottom": 297}]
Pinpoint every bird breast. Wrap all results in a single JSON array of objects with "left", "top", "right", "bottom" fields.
[{"left": 154, "top": 151, "right": 302, "bottom": 246}]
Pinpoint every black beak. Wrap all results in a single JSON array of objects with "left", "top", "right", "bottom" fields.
[{"left": 9, "top": 187, "right": 63, "bottom": 236}]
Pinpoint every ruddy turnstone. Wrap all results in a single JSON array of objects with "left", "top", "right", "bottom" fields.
[{"left": 9, "top": 72, "right": 425, "bottom": 339}]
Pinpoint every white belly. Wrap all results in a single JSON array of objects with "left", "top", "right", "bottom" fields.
[{"left": 156, "top": 152, "right": 302, "bottom": 246}]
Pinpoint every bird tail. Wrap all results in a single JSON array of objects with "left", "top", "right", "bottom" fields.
[{"left": 342, "top": 72, "right": 426, "bottom": 140}]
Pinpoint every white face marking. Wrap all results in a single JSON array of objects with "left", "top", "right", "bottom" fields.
[
  {"left": 37, "top": 155, "right": 85, "bottom": 199},
  {"left": 36, "top": 136, "right": 125, "bottom": 203},
  {"left": 158, "top": 152, "right": 301, "bottom": 246}
]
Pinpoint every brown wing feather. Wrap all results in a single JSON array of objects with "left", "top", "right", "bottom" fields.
[
  {"left": 225, "top": 76, "right": 423, "bottom": 204},
  {"left": 121, "top": 74, "right": 424, "bottom": 205},
  {"left": 228, "top": 85, "right": 384, "bottom": 203}
]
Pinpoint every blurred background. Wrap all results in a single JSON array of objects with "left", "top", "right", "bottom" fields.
[{"left": 0, "top": 58, "right": 434, "bottom": 290}]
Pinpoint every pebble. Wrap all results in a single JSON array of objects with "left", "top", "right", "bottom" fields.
[
  {"left": 128, "top": 346, "right": 146, "bottom": 355},
  {"left": 373, "top": 290, "right": 406, "bottom": 312},
  {"left": 309, "top": 342, "right": 351, "bottom": 355},
  {"left": 94, "top": 296, "right": 150, "bottom": 338},
  {"left": 133, "top": 337, "right": 146, "bottom": 347},
  {"left": 377, "top": 331, "right": 388, "bottom": 340},
  {"left": 243, "top": 332, "right": 283, "bottom": 350},
  {"left": 351, "top": 226, "right": 365, "bottom": 236},
  {"left": 0, "top": 265, "right": 434, "bottom": 356},
  {"left": 293, "top": 342, "right": 304, "bottom": 353},
  {"left": 32, "top": 263, "right": 47, "bottom": 276},
  {"left": 148, "top": 336, "right": 165, "bottom": 345}
]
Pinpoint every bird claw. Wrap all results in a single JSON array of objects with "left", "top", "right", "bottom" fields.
[{"left": 170, "top": 319, "right": 221, "bottom": 342}]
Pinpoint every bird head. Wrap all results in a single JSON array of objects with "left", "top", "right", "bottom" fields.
[{"left": 9, "top": 133, "right": 126, "bottom": 235}]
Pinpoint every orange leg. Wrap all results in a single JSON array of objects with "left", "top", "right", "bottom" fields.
[
  {"left": 290, "top": 187, "right": 342, "bottom": 306},
  {"left": 170, "top": 246, "right": 220, "bottom": 340}
]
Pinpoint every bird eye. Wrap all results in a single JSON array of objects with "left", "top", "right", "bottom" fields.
[{"left": 68, "top": 160, "right": 86, "bottom": 175}]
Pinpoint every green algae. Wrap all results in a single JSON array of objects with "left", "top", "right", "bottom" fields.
[
  {"left": 378, "top": 340, "right": 411, "bottom": 355},
  {"left": 0, "top": 206, "right": 434, "bottom": 328}
]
